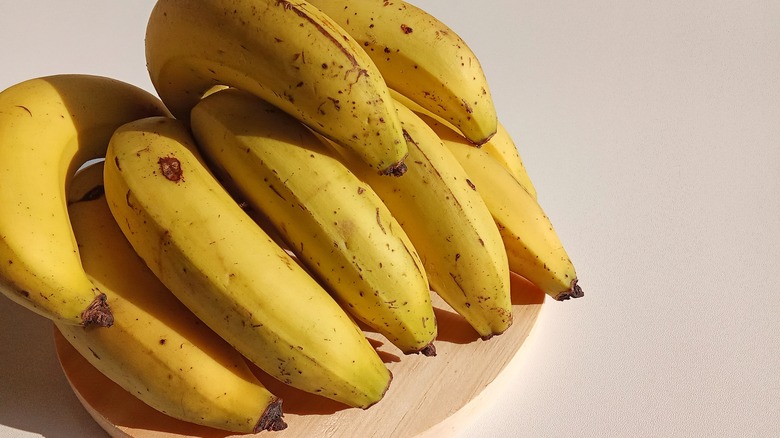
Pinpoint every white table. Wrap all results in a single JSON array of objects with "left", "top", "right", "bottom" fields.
[{"left": 1, "top": 1, "right": 778, "bottom": 437}]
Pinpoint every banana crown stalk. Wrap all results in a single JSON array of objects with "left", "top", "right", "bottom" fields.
[
  {"left": 103, "top": 116, "right": 392, "bottom": 409},
  {"left": 60, "top": 161, "right": 287, "bottom": 433},
  {"left": 145, "top": 0, "right": 409, "bottom": 175},
  {"left": 0, "top": 74, "right": 168, "bottom": 327},
  {"left": 190, "top": 88, "right": 438, "bottom": 356},
  {"left": 308, "top": 0, "right": 498, "bottom": 145}
]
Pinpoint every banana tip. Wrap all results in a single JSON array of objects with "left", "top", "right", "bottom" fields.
[
  {"left": 418, "top": 343, "right": 437, "bottom": 357},
  {"left": 471, "top": 129, "right": 497, "bottom": 147},
  {"left": 382, "top": 160, "right": 407, "bottom": 177},
  {"left": 554, "top": 280, "right": 584, "bottom": 301},
  {"left": 81, "top": 293, "right": 114, "bottom": 328},
  {"left": 255, "top": 398, "right": 287, "bottom": 432}
]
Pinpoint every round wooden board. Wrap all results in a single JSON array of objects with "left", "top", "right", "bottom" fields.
[{"left": 55, "top": 273, "right": 544, "bottom": 438}]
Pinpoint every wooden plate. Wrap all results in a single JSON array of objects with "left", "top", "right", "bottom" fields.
[{"left": 54, "top": 273, "right": 544, "bottom": 438}]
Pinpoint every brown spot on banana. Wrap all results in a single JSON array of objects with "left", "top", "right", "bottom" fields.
[
  {"left": 158, "top": 156, "right": 183, "bottom": 182},
  {"left": 375, "top": 208, "right": 387, "bottom": 234},
  {"left": 16, "top": 105, "right": 32, "bottom": 116}
]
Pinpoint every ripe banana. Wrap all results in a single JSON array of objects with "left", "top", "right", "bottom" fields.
[
  {"left": 0, "top": 74, "right": 168, "bottom": 327},
  {"left": 390, "top": 89, "right": 536, "bottom": 197},
  {"left": 145, "top": 0, "right": 409, "bottom": 175},
  {"left": 308, "top": 0, "right": 497, "bottom": 145},
  {"left": 326, "top": 101, "right": 512, "bottom": 339},
  {"left": 103, "top": 116, "right": 392, "bottom": 408},
  {"left": 420, "top": 114, "right": 583, "bottom": 301},
  {"left": 59, "top": 161, "right": 287, "bottom": 433},
  {"left": 480, "top": 122, "right": 538, "bottom": 199},
  {"left": 190, "top": 88, "right": 437, "bottom": 356}
]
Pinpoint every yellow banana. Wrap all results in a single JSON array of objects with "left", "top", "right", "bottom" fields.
[
  {"left": 58, "top": 161, "right": 287, "bottom": 433},
  {"left": 308, "top": 0, "right": 497, "bottom": 145},
  {"left": 145, "top": 0, "right": 408, "bottom": 175},
  {"left": 326, "top": 101, "right": 512, "bottom": 339},
  {"left": 103, "top": 116, "right": 392, "bottom": 408},
  {"left": 0, "top": 74, "right": 168, "bottom": 327},
  {"left": 420, "top": 114, "right": 583, "bottom": 301},
  {"left": 190, "top": 88, "right": 437, "bottom": 356},
  {"left": 481, "top": 123, "right": 538, "bottom": 199},
  {"left": 390, "top": 89, "right": 536, "bottom": 196}
]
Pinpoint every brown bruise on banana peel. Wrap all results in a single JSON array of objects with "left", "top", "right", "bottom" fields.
[
  {"left": 80, "top": 293, "right": 114, "bottom": 327},
  {"left": 255, "top": 398, "right": 287, "bottom": 432},
  {"left": 554, "top": 278, "right": 585, "bottom": 301},
  {"left": 158, "top": 156, "right": 183, "bottom": 182}
]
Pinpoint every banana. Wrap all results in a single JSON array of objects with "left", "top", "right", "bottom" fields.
[
  {"left": 58, "top": 161, "right": 287, "bottom": 433},
  {"left": 326, "top": 101, "right": 512, "bottom": 339},
  {"left": 190, "top": 88, "right": 437, "bottom": 356},
  {"left": 390, "top": 89, "right": 536, "bottom": 197},
  {"left": 103, "top": 116, "right": 392, "bottom": 408},
  {"left": 480, "top": 122, "right": 538, "bottom": 199},
  {"left": 419, "top": 114, "right": 583, "bottom": 301},
  {"left": 145, "top": 0, "right": 409, "bottom": 175},
  {"left": 0, "top": 74, "right": 168, "bottom": 327},
  {"left": 308, "top": 0, "right": 497, "bottom": 145}
]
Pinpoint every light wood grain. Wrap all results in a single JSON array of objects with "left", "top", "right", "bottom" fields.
[{"left": 55, "top": 273, "right": 544, "bottom": 438}]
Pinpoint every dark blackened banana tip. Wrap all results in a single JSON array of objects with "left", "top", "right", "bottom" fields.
[
  {"left": 81, "top": 293, "right": 114, "bottom": 328},
  {"left": 255, "top": 398, "right": 287, "bottom": 432},
  {"left": 382, "top": 159, "right": 407, "bottom": 177},
  {"left": 418, "top": 342, "right": 437, "bottom": 357},
  {"left": 554, "top": 279, "right": 584, "bottom": 301}
]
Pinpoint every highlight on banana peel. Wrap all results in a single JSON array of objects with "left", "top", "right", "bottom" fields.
[{"left": 0, "top": 0, "right": 584, "bottom": 433}]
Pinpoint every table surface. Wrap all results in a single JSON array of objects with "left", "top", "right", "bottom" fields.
[{"left": 1, "top": 1, "right": 778, "bottom": 437}]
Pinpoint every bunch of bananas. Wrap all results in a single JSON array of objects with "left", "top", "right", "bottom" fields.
[{"left": 0, "top": 0, "right": 583, "bottom": 434}]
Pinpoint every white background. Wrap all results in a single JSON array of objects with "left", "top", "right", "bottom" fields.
[{"left": 1, "top": 1, "right": 779, "bottom": 437}]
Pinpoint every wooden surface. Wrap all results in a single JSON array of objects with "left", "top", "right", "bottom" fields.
[{"left": 55, "top": 273, "right": 544, "bottom": 438}]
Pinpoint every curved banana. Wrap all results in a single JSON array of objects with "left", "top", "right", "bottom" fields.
[
  {"left": 327, "top": 101, "right": 512, "bottom": 339},
  {"left": 0, "top": 74, "right": 168, "bottom": 327},
  {"left": 58, "top": 161, "right": 287, "bottom": 433},
  {"left": 103, "top": 116, "right": 392, "bottom": 408},
  {"left": 390, "top": 90, "right": 535, "bottom": 196},
  {"left": 146, "top": 0, "right": 408, "bottom": 175},
  {"left": 308, "top": 0, "right": 497, "bottom": 145},
  {"left": 190, "top": 88, "right": 437, "bottom": 356},
  {"left": 422, "top": 115, "right": 583, "bottom": 301}
]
